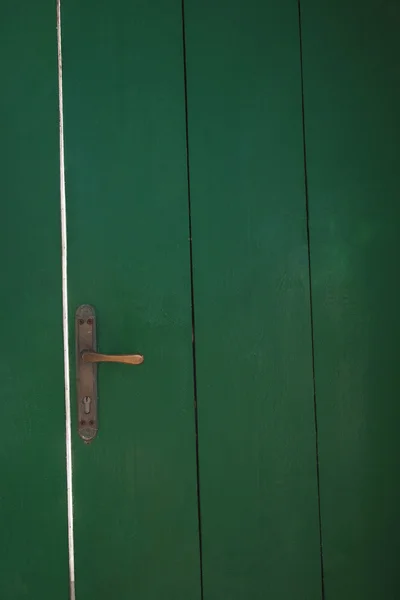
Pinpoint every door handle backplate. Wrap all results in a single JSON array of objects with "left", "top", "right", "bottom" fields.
[
  {"left": 75, "top": 304, "right": 144, "bottom": 443},
  {"left": 76, "top": 305, "right": 99, "bottom": 443}
]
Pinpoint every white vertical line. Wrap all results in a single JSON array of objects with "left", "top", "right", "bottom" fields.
[{"left": 57, "top": 1, "right": 76, "bottom": 599}]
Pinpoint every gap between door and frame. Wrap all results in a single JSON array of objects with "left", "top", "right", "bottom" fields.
[{"left": 57, "top": 1, "right": 76, "bottom": 599}]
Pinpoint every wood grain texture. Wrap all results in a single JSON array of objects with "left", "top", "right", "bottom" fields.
[
  {"left": 301, "top": 1, "right": 400, "bottom": 597},
  {"left": 184, "top": 1, "right": 322, "bottom": 598},
  {"left": 62, "top": 1, "right": 201, "bottom": 598},
  {"left": 0, "top": 2, "right": 69, "bottom": 598}
]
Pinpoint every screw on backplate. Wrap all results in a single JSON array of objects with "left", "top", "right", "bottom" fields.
[
  {"left": 89, "top": 420, "right": 94, "bottom": 426},
  {"left": 87, "top": 318, "right": 93, "bottom": 325},
  {"left": 80, "top": 420, "right": 86, "bottom": 426},
  {"left": 79, "top": 319, "right": 84, "bottom": 325}
]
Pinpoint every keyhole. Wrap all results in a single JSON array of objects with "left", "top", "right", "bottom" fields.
[{"left": 82, "top": 396, "right": 91, "bottom": 415}]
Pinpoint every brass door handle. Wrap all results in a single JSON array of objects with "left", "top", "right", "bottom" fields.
[
  {"left": 81, "top": 351, "right": 144, "bottom": 365},
  {"left": 76, "top": 304, "right": 144, "bottom": 444}
]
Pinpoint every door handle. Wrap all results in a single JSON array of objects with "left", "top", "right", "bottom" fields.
[
  {"left": 76, "top": 304, "right": 144, "bottom": 443},
  {"left": 81, "top": 351, "right": 144, "bottom": 365}
]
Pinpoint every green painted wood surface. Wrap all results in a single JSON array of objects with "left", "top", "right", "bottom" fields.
[
  {"left": 184, "top": 2, "right": 322, "bottom": 598},
  {"left": 0, "top": 2, "right": 69, "bottom": 598},
  {"left": 62, "top": 1, "right": 201, "bottom": 598},
  {"left": 301, "top": 1, "right": 400, "bottom": 598}
]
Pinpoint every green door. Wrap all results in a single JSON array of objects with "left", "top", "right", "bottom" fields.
[{"left": 62, "top": 0, "right": 322, "bottom": 597}]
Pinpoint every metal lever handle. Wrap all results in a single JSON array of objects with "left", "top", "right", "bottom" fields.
[
  {"left": 76, "top": 304, "right": 144, "bottom": 444},
  {"left": 82, "top": 350, "right": 144, "bottom": 365}
]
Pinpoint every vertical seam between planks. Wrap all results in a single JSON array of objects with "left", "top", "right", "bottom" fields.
[
  {"left": 181, "top": 2, "right": 204, "bottom": 599},
  {"left": 297, "top": 2, "right": 326, "bottom": 598},
  {"left": 57, "top": 2, "right": 76, "bottom": 599}
]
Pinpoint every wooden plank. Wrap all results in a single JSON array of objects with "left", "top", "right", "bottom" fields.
[
  {"left": 185, "top": 1, "right": 322, "bottom": 598},
  {"left": 62, "top": 1, "right": 201, "bottom": 598},
  {"left": 0, "top": 2, "right": 69, "bottom": 597},
  {"left": 301, "top": 1, "right": 400, "bottom": 597}
]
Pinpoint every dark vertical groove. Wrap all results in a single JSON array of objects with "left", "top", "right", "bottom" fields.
[
  {"left": 297, "top": 2, "right": 326, "bottom": 598},
  {"left": 181, "top": 2, "right": 204, "bottom": 599}
]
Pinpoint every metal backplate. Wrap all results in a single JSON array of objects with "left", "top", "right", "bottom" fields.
[{"left": 76, "top": 304, "right": 98, "bottom": 443}]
